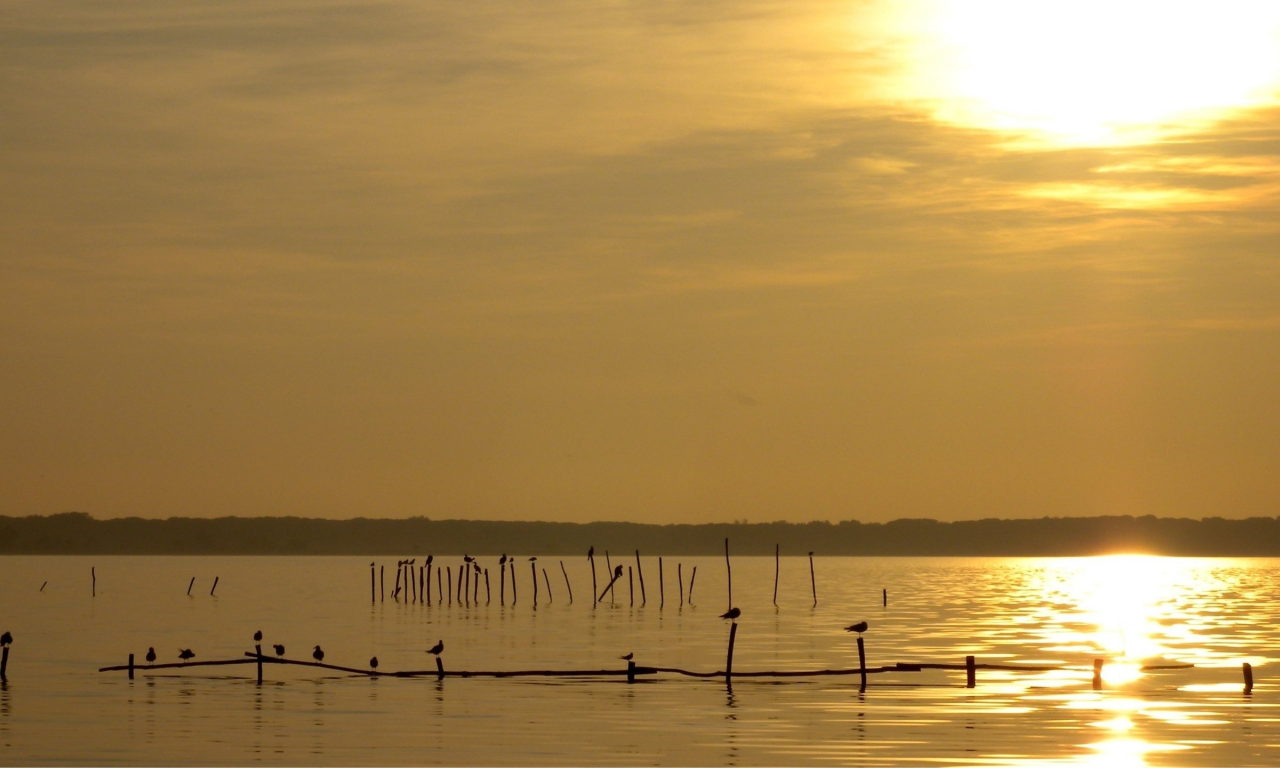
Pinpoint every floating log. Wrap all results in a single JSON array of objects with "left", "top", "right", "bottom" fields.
[
  {"left": 1244, "top": 662, "right": 1254, "bottom": 694},
  {"left": 542, "top": 568, "right": 553, "bottom": 603},
  {"left": 773, "top": 544, "right": 779, "bottom": 606},
  {"left": 858, "top": 636, "right": 867, "bottom": 692},
  {"left": 187, "top": 577, "right": 195, "bottom": 596},
  {"left": 559, "top": 561, "right": 572, "bottom": 603},
  {"left": 635, "top": 551, "right": 646, "bottom": 606},
  {"left": 724, "top": 538, "right": 731, "bottom": 609},
  {"left": 210, "top": 577, "right": 219, "bottom": 597}
]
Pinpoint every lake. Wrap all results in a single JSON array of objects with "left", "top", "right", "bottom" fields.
[{"left": 0, "top": 555, "right": 1276, "bottom": 765}]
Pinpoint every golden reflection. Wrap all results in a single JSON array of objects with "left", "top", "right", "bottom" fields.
[{"left": 883, "top": 0, "right": 1280, "bottom": 145}]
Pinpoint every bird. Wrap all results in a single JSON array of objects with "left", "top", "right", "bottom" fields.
[
  {"left": 845, "top": 621, "right": 869, "bottom": 634},
  {"left": 613, "top": 564, "right": 623, "bottom": 576},
  {"left": 808, "top": 551, "right": 814, "bottom": 557},
  {"left": 426, "top": 640, "right": 444, "bottom": 656},
  {"left": 178, "top": 649, "right": 195, "bottom": 662},
  {"left": 620, "top": 652, "right": 633, "bottom": 661},
  {"left": 145, "top": 647, "right": 156, "bottom": 663},
  {"left": 529, "top": 556, "right": 537, "bottom": 562},
  {"left": 273, "top": 644, "right": 285, "bottom": 658},
  {"left": 0, "top": 631, "right": 11, "bottom": 646},
  {"left": 425, "top": 555, "right": 433, "bottom": 566},
  {"left": 588, "top": 546, "right": 594, "bottom": 559},
  {"left": 253, "top": 630, "right": 263, "bottom": 642},
  {"left": 720, "top": 607, "right": 741, "bottom": 620},
  {"left": 499, "top": 554, "right": 507, "bottom": 566},
  {"left": 464, "top": 555, "right": 473, "bottom": 563},
  {"left": 370, "top": 656, "right": 379, "bottom": 670},
  {"left": 312, "top": 645, "right": 325, "bottom": 662}
]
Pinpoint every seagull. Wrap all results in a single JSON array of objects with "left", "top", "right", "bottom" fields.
[
  {"left": 426, "top": 640, "right": 444, "bottom": 656},
  {"left": 0, "top": 631, "right": 11, "bottom": 646},
  {"left": 273, "top": 644, "right": 285, "bottom": 658},
  {"left": 845, "top": 621, "right": 869, "bottom": 634},
  {"left": 145, "top": 647, "right": 156, "bottom": 663},
  {"left": 620, "top": 652, "right": 633, "bottom": 661},
  {"left": 312, "top": 645, "right": 325, "bottom": 662},
  {"left": 720, "top": 607, "right": 741, "bottom": 620},
  {"left": 178, "top": 649, "right": 195, "bottom": 662},
  {"left": 254, "top": 630, "right": 263, "bottom": 642},
  {"left": 370, "top": 656, "right": 379, "bottom": 670}
]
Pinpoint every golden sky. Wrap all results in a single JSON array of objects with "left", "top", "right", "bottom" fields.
[{"left": 3, "top": 0, "right": 1280, "bottom": 523}]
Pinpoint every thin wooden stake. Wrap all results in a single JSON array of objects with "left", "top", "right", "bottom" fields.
[
  {"left": 381, "top": 565, "right": 385, "bottom": 602},
  {"left": 210, "top": 577, "right": 219, "bottom": 596},
  {"left": 255, "top": 644, "right": 263, "bottom": 683},
  {"left": 658, "top": 557, "right": 664, "bottom": 609},
  {"left": 589, "top": 551, "right": 597, "bottom": 609},
  {"left": 560, "top": 561, "right": 573, "bottom": 603},
  {"left": 510, "top": 560, "right": 517, "bottom": 604},
  {"left": 635, "top": 551, "right": 646, "bottom": 605},
  {"left": 463, "top": 564, "right": 469, "bottom": 605},
  {"left": 436, "top": 656, "right": 444, "bottom": 681},
  {"left": 474, "top": 566, "right": 480, "bottom": 604},
  {"left": 628, "top": 566, "right": 634, "bottom": 606},
  {"left": 858, "top": 637, "right": 868, "bottom": 692},
  {"left": 883, "top": 588, "right": 887, "bottom": 607},
  {"left": 447, "top": 567, "right": 453, "bottom": 606},
  {"left": 605, "top": 552, "right": 613, "bottom": 604},
  {"left": 187, "top": 577, "right": 195, "bottom": 596},
  {"left": 410, "top": 563, "right": 417, "bottom": 603},
  {"left": 678, "top": 563, "right": 684, "bottom": 606},
  {"left": 809, "top": 552, "right": 817, "bottom": 607},
  {"left": 1244, "top": 662, "right": 1254, "bottom": 693},
  {"left": 543, "top": 568, "right": 553, "bottom": 603},
  {"left": 966, "top": 655, "right": 976, "bottom": 688},
  {"left": 726, "top": 622, "right": 739, "bottom": 683},
  {"left": 1, "top": 646, "right": 9, "bottom": 682},
  {"left": 596, "top": 568, "right": 624, "bottom": 603},
  {"left": 532, "top": 561, "right": 539, "bottom": 606},
  {"left": 689, "top": 567, "right": 697, "bottom": 602},
  {"left": 773, "top": 544, "right": 779, "bottom": 606},
  {"left": 40, "top": 581, "right": 47, "bottom": 592},
  {"left": 485, "top": 569, "right": 491, "bottom": 603},
  {"left": 725, "top": 538, "right": 732, "bottom": 609},
  {"left": 500, "top": 560, "right": 506, "bottom": 605},
  {"left": 92, "top": 566, "right": 96, "bottom": 597},
  {"left": 436, "top": 566, "right": 442, "bottom": 603},
  {"left": 420, "top": 565, "right": 425, "bottom": 604},
  {"left": 393, "top": 563, "right": 402, "bottom": 600},
  {"left": 128, "top": 653, "right": 134, "bottom": 680}
]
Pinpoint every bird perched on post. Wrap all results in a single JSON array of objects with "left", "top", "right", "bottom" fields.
[
  {"left": 312, "top": 645, "right": 325, "bottom": 662},
  {"left": 613, "top": 565, "right": 623, "bottom": 577},
  {"left": 425, "top": 555, "right": 433, "bottom": 567},
  {"left": 426, "top": 640, "right": 444, "bottom": 656},
  {"left": 844, "top": 621, "right": 869, "bottom": 634},
  {"left": 463, "top": 555, "right": 473, "bottom": 563},
  {"left": 588, "top": 546, "right": 594, "bottom": 559},
  {"left": 273, "top": 644, "right": 285, "bottom": 658},
  {"left": 0, "top": 631, "right": 11, "bottom": 646},
  {"left": 529, "top": 556, "right": 537, "bottom": 562},
  {"left": 145, "top": 647, "right": 156, "bottom": 663},
  {"left": 720, "top": 607, "right": 741, "bottom": 620},
  {"left": 254, "top": 630, "right": 263, "bottom": 642},
  {"left": 620, "top": 652, "right": 633, "bottom": 661},
  {"left": 178, "top": 649, "right": 195, "bottom": 662},
  {"left": 369, "top": 657, "right": 378, "bottom": 671}
]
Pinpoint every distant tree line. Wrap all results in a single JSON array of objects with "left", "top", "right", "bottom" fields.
[{"left": 1, "top": 512, "right": 1279, "bottom": 556}]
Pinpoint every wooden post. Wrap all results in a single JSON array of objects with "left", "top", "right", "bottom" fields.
[
  {"left": 420, "top": 565, "right": 425, "bottom": 604},
  {"left": 773, "top": 544, "right": 779, "bottom": 606},
  {"left": 627, "top": 660, "right": 636, "bottom": 683},
  {"left": 678, "top": 563, "right": 684, "bottom": 606},
  {"left": 883, "top": 588, "right": 887, "bottom": 607},
  {"left": 725, "top": 622, "right": 739, "bottom": 683},
  {"left": 510, "top": 560, "right": 517, "bottom": 604},
  {"left": 724, "top": 538, "right": 732, "bottom": 609},
  {"left": 485, "top": 569, "right": 491, "bottom": 603},
  {"left": 40, "top": 581, "right": 47, "bottom": 592},
  {"left": 463, "top": 564, "right": 469, "bottom": 604},
  {"left": 658, "top": 557, "right": 664, "bottom": 609},
  {"left": 410, "top": 564, "right": 417, "bottom": 603},
  {"left": 436, "top": 656, "right": 444, "bottom": 681},
  {"left": 628, "top": 567, "right": 634, "bottom": 606},
  {"left": 596, "top": 568, "right": 624, "bottom": 603},
  {"left": 1093, "top": 658, "right": 1104, "bottom": 690},
  {"left": 542, "top": 568, "right": 553, "bottom": 603},
  {"left": 474, "top": 566, "right": 481, "bottom": 604},
  {"left": 436, "top": 566, "right": 442, "bottom": 603},
  {"left": 605, "top": 552, "right": 613, "bottom": 604},
  {"left": 1244, "top": 662, "right": 1254, "bottom": 693},
  {"left": 500, "top": 560, "right": 506, "bottom": 605},
  {"left": 210, "top": 577, "right": 219, "bottom": 596},
  {"left": 128, "top": 653, "right": 134, "bottom": 680},
  {"left": 635, "top": 551, "right": 646, "bottom": 605},
  {"left": 1, "top": 646, "right": 8, "bottom": 682},
  {"left": 92, "top": 566, "right": 96, "bottom": 597},
  {"left": 393, "top": 564, "right": 402, "bottom": 601},
  {"left": 560, "top": 560, "right": 573, "bottom": 603},
  {"left": 381, "top": 565, "right": 385, "bottom": 602},
  {"left": 255, "top": 644, "right": 263, "bottom": 684},
  {"left": 809, "top": 552, "right": 817, "bottom": 607},
  {"left": 187, "top": 577, "right": 195, "bottom": 596},
  {"left": 689, "top": 567, "right": 697, "bottom": 602},
  {"left": 589, "top": 551, "right": 597, "bottom": 609},
  {"left": 531, "top": 561, "right": 539, "bottom": 605},
  {"left": 447, "top": 567, "right": 453, "bottom": 606},
  {"left": 858, "top": 636, "right": 867, "bottom": 692}
]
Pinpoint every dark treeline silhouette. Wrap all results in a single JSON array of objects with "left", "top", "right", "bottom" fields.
[{"left": 3, "top": 512, "right": 1280, "bottom": 556}]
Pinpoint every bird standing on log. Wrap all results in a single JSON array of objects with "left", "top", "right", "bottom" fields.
[
  {"left": 313, "top": 645, "right": 325, "bottom": 662},
  {"left": 370, "top": 657, "right": 378, "bottom": 671},
  {"left": 273, "top": 644, "right": 285, "bottom": 658},
  {"left": 178, "top": 649, "right": 195, "bottom": 662},
  {"left": 720, "top": 607, "right": 741, "bottom": 620},
  {"left": 427, "top": 640, "right": 444, "bottom": 656},
  {"left": 145, "top": 647, "right": 156, "bottom": 663},
  {"left": 845, "top": 621, "right": 869, "bottom": 634}
]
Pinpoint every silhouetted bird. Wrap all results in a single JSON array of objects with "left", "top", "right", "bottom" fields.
[
  {"left": 178, "top": 649, "right": 195, "bottom": 662},
  {"left": 720, "top": 607, "right": 741, "bottom": 620},
  {"left": 499, "top": 555, "right": 507, "bottom": 566},
  {"left": 312, "top": 645, "right": 325, "bottom": 662},
  {"left": 808, "top": 551, "right": 814, "bottom": 557},
  {"left": 529, "top": 556, "right": 537, "bottom": 562},
  {"left": 844, "top": 621, "right": 869, "bottom": 634},
  {"left": 273, "top": 644, "right": 285, "bottom": 658},
  {"left": 254, "top": 630, "right": 263, "bottom": 642},
  {"left": 0, "top": 631, "right": 11, "bottom": 646},
  {"left": 620, "top": 652, "right": 633, "bottom": 661},
  {"left": 145, "top": 647, "right": 156, "bottom": 663},
  {"left": 588, "top": 546, "right": 594, "bottom": 559},
  {"left": 613, "top": 565, "right": 623, "bottom": 577},
  {"left": 427, "top": 640, "right": 444, "bottom": 656},
  {"left": 426, "top": 555, "right": 433, "bottom": 566},
  {"left": 463, "top": 555, "right": 473, "bottom": 563},
  {"left": 370, "top": 657, "right": 379, "bottom": 670}
]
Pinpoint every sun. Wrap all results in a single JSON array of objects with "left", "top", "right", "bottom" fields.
[{"left": 899, "top": 0, "right": 1280, "bottom": 144}]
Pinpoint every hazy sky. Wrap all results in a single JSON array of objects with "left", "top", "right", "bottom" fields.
[{"left": 3, "top": 0, "right": 1280, "bottom": 523}]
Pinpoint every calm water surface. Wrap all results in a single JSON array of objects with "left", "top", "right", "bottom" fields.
[{"left": 0, "top": 555, "right": 1276, "bottom": 765}]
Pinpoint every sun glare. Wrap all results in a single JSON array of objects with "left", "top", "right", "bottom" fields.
[{"left": 903, "top": 0, "right": 1280, "bottom": 144}]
